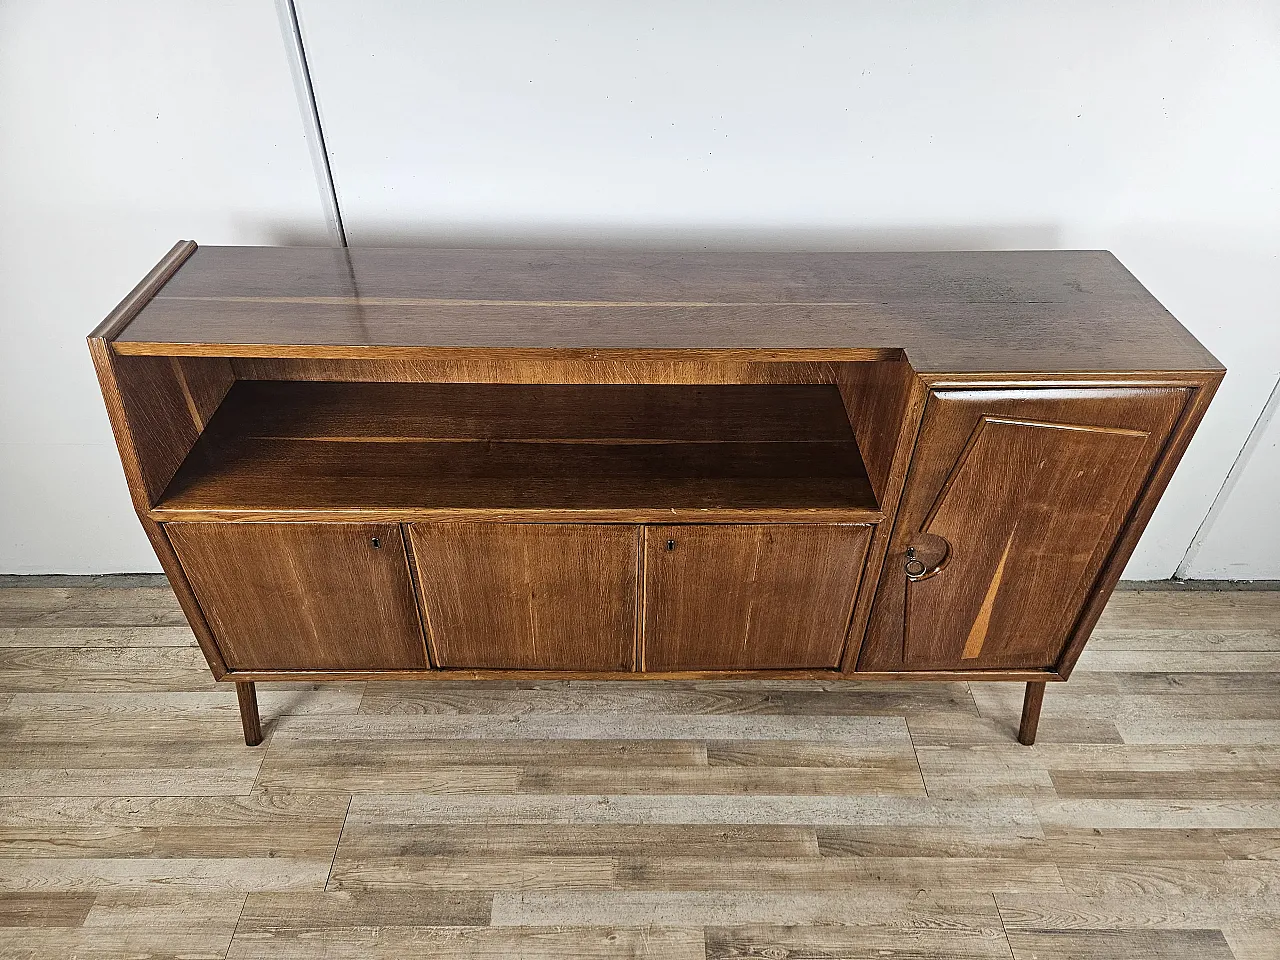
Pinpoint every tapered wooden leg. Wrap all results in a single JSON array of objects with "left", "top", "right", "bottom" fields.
[
  {"left": 1018, "top": 681, "right": 1046, "bottom": 746},
  {"left": 236, "top": 681, "right": 263, "bottom": 747}
]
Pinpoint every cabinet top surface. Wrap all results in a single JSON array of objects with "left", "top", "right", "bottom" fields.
[{"left": 110, "top": 245, "right": 1221, "bottom": 374}]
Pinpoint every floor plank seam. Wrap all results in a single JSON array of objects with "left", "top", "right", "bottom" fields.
[
  {"left": 221, "top": 892, "right": 250, "bottom": 960},
  {"left": 246, "top": 723, "right": 271, "bottom": 795},
  {"left": 324, "top": 795, "right": 353, "bottom": 893},
  {"left": 907, "top": 724, "right": 930, "bottom": 798},
  {"left": 990, "top": 892, "right": 1018, "bottom": 960},
  {"left": 964, "top": 679, "right": 988, "bottom": 721}
]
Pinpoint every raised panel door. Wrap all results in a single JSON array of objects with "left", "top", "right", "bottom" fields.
[{"left": 858, "top": 387, "right": 1188, "bottom": 672}]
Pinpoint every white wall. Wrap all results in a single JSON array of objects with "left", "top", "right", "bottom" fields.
[
  {"left": 0, "top": 1, "right": 330, "bottom": 573},
  {"left": 0, "top": 1, "right": 1276, "bottom": 577},
  {"left": 1183, "top": 379, "right": 1280, "bottom": 579}
]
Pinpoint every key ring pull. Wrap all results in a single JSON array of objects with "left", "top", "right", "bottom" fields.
[{"left": 904, "top": 546, "right": 927, "bottom": 579}]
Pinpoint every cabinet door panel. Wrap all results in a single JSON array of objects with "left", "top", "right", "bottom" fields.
[
  {"left": 643, "top": 524, "right": 871, "bottom": 671},
  {"left": 167, "top": 522, "right": 427, "bottom": 671},
  {"left": 408, "top": 523, "right": 638, "bottom": 670},
  {"left": 859, "top": 387, "right": 1188, "bottom": 672}
]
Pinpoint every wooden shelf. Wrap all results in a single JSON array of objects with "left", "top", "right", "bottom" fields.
[{"left": 153, "top": 381, "right": 881, "bottom": 522}]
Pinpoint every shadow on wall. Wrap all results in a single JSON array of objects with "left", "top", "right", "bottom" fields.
[{"left": 263, "top": 222, "right": 1063, "bottom": 252}]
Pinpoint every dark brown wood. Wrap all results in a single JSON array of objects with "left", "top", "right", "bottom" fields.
[
  {"left": 407, "top": 524, "right": 638, "bottom": 670},
  {"left": 205, "top": 380, "right": 858, "bottom": 443},
  {"left": 219, "top": 665, "right": 1061, "bottom": 683},
  {"left": 838, "top": 367, "right": 930, "bottom": 673},
  {"left": 399, "top": 524, "right": 438, "bottom": 668},
  {"left": 1018, "top": 681, "right": 1047, "bottom": 746},
  {"left": 858, "top": 386, "right": 1189, "bottom": 672},
  {"left": 86, "top": 337, "right": 229, "bottom": 678},
  {"left": 836, "top": 358, "right": 916, "bottom": 503},
  {"left": 84, "top": 244, "right": 1224, "bottom": 746},
  {"left": 86, "top": 247, "right": 231, "bottom": 679},
  {"left": 111, "top": 247, "right": 1221, "bottom": 375},
  {"left": 87, "top": 340, "right": 234, "bottom": 511},
  {"left": 88, "top": 239, "right": 196, "bottom": 339},
  {"left": 642, "top": 524, "right": 872, "bottom": 670},
  {"left": 167, "top": 522, "right": 428, "bottom": 671},
  {"left": 157, "top": 439, "right": 874, "bottom": 522},
  {"left": 235, "top": 680, "right": 263, "bottom": 746},
  {"left": 1054, "top": 372, "right": 1225, "bottom": 678},
  {"left": 151, "top": 380, "right": 877, "bottom": 522},
  {"left": 231, "top": 355, "right": 844, "bottom": 385},
  {"left": 108, "top": 353, "right": 234, "bottom": 505},
  {"left": 147, "top": 517, "right": 228, "bottom": 678},
  {"left": 169, "top": 356, "right": 236, "bottom": 432}
]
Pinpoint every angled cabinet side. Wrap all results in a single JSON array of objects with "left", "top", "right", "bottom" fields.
[
  {"left": 87, "top": 240, "right": 236, "bottom": 678},
  {"left": 857, "top": 385, "right": 1191, "bottom": 673}
]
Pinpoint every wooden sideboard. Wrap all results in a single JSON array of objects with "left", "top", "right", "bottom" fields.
[{"left": 89, "top": 243, "right": 1223, "bottom": 746}]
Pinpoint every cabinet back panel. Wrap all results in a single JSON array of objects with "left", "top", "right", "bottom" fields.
[
  {"left": 155, "top": 380, "right": 878, "bottom": 520},
  {"left": 231, "top": 356, "right": 845, "bottom": 385},
  {"left": 204, "top": 381, "right": 857, "bottom": 444}
]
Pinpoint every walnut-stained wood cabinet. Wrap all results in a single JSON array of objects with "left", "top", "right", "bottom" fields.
[{"left": 89, "top": 244, "right": 1223, "bottom": 747}]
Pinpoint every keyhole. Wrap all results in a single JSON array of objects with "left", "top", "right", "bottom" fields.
[
  {"left": 666, "top": 539, "right": 676, "bottom": 552},
  {"left": 370, "top": 537, "right": 381, "bottom": 549}
]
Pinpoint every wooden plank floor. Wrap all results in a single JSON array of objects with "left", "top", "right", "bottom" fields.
[{"left": 1, "top": 579, "right": 1278, "bottom": 959}]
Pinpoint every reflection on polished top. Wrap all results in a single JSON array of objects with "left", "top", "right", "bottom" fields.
[{"left": 113, "top": 245, "right": 1221, "bottom": 374}]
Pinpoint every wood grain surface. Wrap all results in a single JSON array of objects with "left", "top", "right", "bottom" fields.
[
  {"left": 229, "top": 355, "right": 847, "bottom": 386},
  {"left": 167, "top": 523, "right": 427, "bottom": 671},
  {"left": 642, "top": 524, "right": 872, "bottom": 670},
  {"left": 2, "top": 580, "right": 1278, "bottom": 958},
  {"left": 108, "top": 246, "right": 1223, "bottom": 375},
  {"left": 205, "top": 380, "right": 859, "bottom": 443},
  {"left": 408, "top": 523, "right": 639, "bottom": 671},
  {"left": 859, "top": 387, "right": 1189, "bottom": 672},
  {"left": 152, "top": 380, "right": 879, "bottom": 523}
]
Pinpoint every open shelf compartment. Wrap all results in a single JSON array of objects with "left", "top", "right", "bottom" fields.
[{"left": 152, "top": 380, "right": 881, "bottom": 522}]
